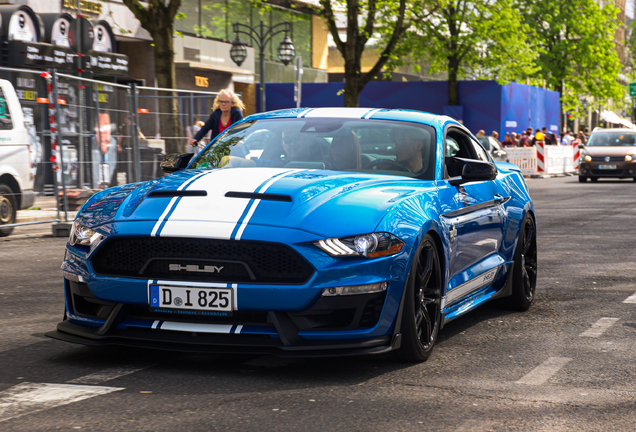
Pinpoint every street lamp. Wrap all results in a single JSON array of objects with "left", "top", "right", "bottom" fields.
[{"left": 229, "top": 21, "right": 295, "bottom": 112}]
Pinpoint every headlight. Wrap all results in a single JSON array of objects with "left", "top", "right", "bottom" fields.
[
  {"left": 625, "top": 155, "right": 635, "bottom": 162},
  {"left": 69, "top": 222, "right": 103, "bottom": 247},
  {"left": 582, "top": 154, "right": 592, "bottom": 162},
  {"left": 315, "top": 232, "right": 404, "bottom": 258}
]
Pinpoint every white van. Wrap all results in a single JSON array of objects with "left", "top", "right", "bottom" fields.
[{"left": 0, "top": 79, "right": 35, "bottom": 236}]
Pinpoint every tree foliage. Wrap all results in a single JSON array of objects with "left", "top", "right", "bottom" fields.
[
  {"left": 519, "top": 0, "right": 622, "bottom": 114},
  {"left": 317, "top": 0, "right": 422, "bottom": 107},
  {"left": 388, "top": 0, "right": 534, "bottom": 106},
  {"left": 122, "top": 0, "right": 183, "bottom": 153}
]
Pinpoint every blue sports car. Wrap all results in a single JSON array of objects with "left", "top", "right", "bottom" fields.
[{"left": 47, "top": 108, "right": 537, "bottom": 362}]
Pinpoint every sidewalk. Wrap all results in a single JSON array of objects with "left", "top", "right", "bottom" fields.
[{"left": 16, "top": 196, "right": 77, "bottom": 224}]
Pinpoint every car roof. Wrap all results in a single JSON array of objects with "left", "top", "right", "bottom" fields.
[
  {"left": 242, "top": 107, "right": 466, "bottom": 135},
  {"left": 591, "top": 128, "right": 636, "bottom": 134}
]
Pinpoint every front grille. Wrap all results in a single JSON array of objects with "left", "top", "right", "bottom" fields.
[
  {"left": 91, "top": 237, "right": 314, "bottom": 284},
  {"left": 591, "top": 156, "right": 624, "bottom": 162},
  {"left": 590, "top": 169, "right": 626, "bottom": 176}
]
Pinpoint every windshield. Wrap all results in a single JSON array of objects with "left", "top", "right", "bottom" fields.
[
  {"left": 189, "top": 118, "right": 437, "bottom": 179},
  {"left": 587, "top": 132, "right": 636, "bottom": 147}
]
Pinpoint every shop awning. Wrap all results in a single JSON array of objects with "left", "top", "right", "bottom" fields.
[{"left": 600, "top": 110, "right": 636, "bottom": 129}]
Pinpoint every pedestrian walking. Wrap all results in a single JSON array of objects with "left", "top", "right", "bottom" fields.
[{"left": 189, "top": 89, "right": 245, "bottom": 149}]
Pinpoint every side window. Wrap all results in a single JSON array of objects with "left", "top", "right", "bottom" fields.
[
  {"left": 444, "top": 128, "right": 477, "bottom": 177},
  {"left": 0, "top": 88, "right": 13, "bottom": 131},
  {"left": 471, "top": 138, "right": 491, "bottom": 162}
]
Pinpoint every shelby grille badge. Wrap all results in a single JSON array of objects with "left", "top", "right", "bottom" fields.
[{"left": 169, "top": 264, "right": 224, "bottom": 273}]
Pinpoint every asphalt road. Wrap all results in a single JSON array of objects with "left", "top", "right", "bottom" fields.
[{"left": 1, "top": 175, "right": 635, "bottom": 431}]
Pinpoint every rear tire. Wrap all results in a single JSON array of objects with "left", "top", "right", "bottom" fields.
[
  {"left": 0, "top": 184, "right": 16, "bottom": 237},
  {"left": 503, "top": 214, "right": 537, "bottom": 311},
  {"left": 578, "top": 176, "right": 587, "bottom": 183},
  {"left": 395, "top": 235, "right": 442, "bottom": 362}
]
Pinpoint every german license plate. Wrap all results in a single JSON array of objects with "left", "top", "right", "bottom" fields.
[
  {"left": 598, "top": 164, "right": 616, "bottom": 169},
  {"left": 149, "top": 284, "right": 233, "bottom": 315}
]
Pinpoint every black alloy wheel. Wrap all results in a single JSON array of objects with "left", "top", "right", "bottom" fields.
[
  {"left": 395, "top": 234, "right": 442, "bottom": 362},
  {"left": 504, "top": 214, "right": 537, "bottom": 311},
  {"left": 0, "top": 184, "right": 16, "bottom": 237}
]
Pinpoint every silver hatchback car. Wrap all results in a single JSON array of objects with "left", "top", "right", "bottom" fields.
[{"left": 477, "top": 136, "right": 509, "bottom": 163}]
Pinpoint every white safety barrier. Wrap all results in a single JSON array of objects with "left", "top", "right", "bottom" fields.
[
  {"left": 504, "top": 145, "right": 575, "bottom": 177},
  {"left": 506, "top": 147, "right": 538, "bottom": 176}
]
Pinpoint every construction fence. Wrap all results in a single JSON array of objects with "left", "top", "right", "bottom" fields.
[{"left": 0, "top": 66, "right": 221, "bottom": 236}]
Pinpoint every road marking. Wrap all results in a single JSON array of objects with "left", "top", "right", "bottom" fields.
[
  {"left": 0, "top": 383, "right": 123, "bottom": 423},
  {"left": 66, "top": 364, "right": 152, "bottom": 385},
  {"left": 515, "top": 357, "right": 572, "bottom": 385},
  {"left": 579, "top": 317, "right": 619, "bottom": 338},
  {"left": 623, "top": 292, "right": 636, "bottom": 304}
]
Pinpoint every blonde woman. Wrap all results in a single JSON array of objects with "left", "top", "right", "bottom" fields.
[{"left": 189, "top": 88, "right": 245, "bottom": 147}]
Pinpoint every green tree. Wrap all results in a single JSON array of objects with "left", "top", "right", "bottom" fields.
[
  {"left": 519, "top": 0, "right": 622, "bottom": 116},
  {"left": 390, "top": 0, "right": 533, "bottom": 106},
  {"left": 122, "top": 0, "right": 183, "bottom": 153},
  {"left": 319, "top": 0, "right": 422, "bottom": 107}
]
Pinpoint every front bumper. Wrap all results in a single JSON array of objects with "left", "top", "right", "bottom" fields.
[
  {"left": 46, "top": 278, "right": 401, "bottom": 357},
  {"left": 579, "top": 161, "right": 636, "bottom": 178},
  {"left": 45, "top": 320, "right": 398, "bottom": 357}
]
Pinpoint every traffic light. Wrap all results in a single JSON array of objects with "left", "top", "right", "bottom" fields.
[{"left": 566, "top": 112, "right": 574, "bottom": 130}]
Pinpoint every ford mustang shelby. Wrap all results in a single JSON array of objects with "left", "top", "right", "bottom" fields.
[{"left": 47, "top": 108, "right": 537, "bottom": 362}]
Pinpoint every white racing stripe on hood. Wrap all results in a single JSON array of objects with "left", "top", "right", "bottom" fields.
[
  {"left": 157, "top": 168, "right": 289, "bottom": 239},
  {"left": 151, "top": 171, "right": 209, "bottom": 237}
]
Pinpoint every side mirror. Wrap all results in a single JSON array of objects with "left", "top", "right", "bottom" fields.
[
  {"left": 449, "top": 157, "right": 498, "bottom": 186},
  {"left": 161, "top": 153, "right": 194, "bottom": 173},
  {"left": 577, "top": 143, "right": 585, "bottom": 149}
]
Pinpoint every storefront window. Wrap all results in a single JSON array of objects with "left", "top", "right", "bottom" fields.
[
  {"left": 180, "top": 0, "right": 313, "bottom": 69},
  {"left": 200, "top": 0, "right": 227, "bottom": 40},
  {"left": 176, "top": 0, "right": 200, "bottom": 35}
]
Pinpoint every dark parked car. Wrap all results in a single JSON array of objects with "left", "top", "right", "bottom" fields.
[{"left": 578, "top": 128, "right": 636, "bottom": 182}]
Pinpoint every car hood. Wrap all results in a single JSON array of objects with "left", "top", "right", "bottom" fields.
[
  {"left": 584, "top": 146, "right": 636, "bottom": 157},
  {"left": 79, "top": 168, "right": 434, "bottom": 239}
]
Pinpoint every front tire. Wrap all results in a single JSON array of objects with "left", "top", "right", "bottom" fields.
[
  {"left": 578, "top": 176, "right": 587, "bottom": 183},
  {"left": 395, "top": 234, "right": 442, "bottom": 362},
  {"left": 504, "top": 214, "right": 537, "bottom": 311},
  {"left": 0, "top": 184, "right": 17, "bottom": 237},
  {"left": 590, "top": 177, "right": 599, "bottom": 182}
]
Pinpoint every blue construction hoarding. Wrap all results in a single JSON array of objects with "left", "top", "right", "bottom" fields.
[{"left": 262, "top": 81, "right": 560, "bottom": 138}]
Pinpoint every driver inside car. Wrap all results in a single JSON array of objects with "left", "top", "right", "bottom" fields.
[{"left": 392, "top": 127, "right": 428, "bottom": 174}]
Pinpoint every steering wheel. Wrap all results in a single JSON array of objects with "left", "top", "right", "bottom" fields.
[{"left": 363, "top": 158, "right": 410, "bottom": 172}]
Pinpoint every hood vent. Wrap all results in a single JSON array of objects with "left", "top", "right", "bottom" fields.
[
  {"left": 225, "top": 191, "right": 292, "bottom": 202},
  {"left": 148, "top": 190, "right": 207, "bottom": 198}
]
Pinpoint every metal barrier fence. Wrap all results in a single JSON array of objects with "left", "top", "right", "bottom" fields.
[{"left": 0, "top": 66, "right": 220, "bottom": 237}]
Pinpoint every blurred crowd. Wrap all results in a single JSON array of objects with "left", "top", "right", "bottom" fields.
[{"left": 475, "top": 127, "right": 589, "bottom": 148}]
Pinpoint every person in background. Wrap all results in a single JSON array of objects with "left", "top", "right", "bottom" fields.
[
  {"left": 561, "top": 130, "right": 573, "bottom": 146},
  {"left": 91, "top": 112, "right": 118, "bottom": 189},
  {"left": 532, "top": 127, "right": 544, "bottom": 145},
  {"left": 583, "top": 127, "right": 590, "bottom": 144},
  {"left": 541, "top": 127, "right": 552, "bottom": 145},
  {"left": 511, "top": 132, "right": 520, "bottom": 147},
  {"left": 476, "top": 129, "right": 485, "bottom": 137},
  {"left": 491, "top": 131, "right": 500, "bottom": 142},
  {"left": 502, "top": 133, "right": 514, "bottom": 147},
  {"left": 189, "top": 89, "right": 245, "bottom": 149}
]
